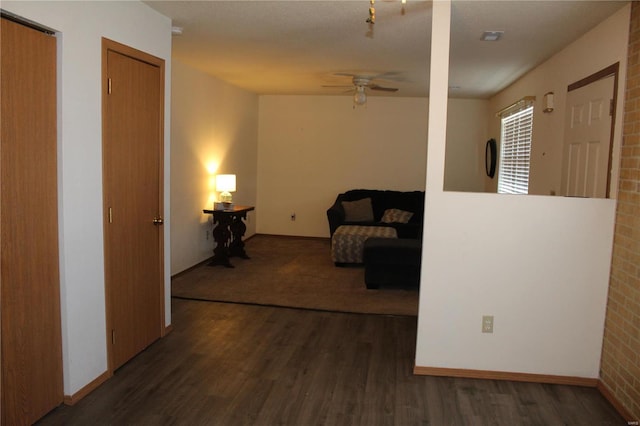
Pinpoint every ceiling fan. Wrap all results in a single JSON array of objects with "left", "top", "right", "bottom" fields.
[{"left": 323, "top": 73, "right": 399, "bottom": 107}]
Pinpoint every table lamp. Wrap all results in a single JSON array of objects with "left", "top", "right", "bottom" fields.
[{"left": 216, "top": 174, "right": 236, "bottom": 206}]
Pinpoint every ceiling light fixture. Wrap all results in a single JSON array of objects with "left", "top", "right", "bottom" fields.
[
  {"left": 171, "top": 26, "right": 183, "bottom": 36},
  {"left": 366, "top": 0, "right": 375, "bottom": 24},
  {"left": 353, "top": 86, "right": 367, "bottom": 108},
  {"left": 367, "top": 0, "right": 407, "bottom": 25},
  {"left": 481, "top": 31, "right": 504, "bottom": 41}
]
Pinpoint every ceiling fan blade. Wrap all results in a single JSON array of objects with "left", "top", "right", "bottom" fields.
[
  {"left": 332, "top": 71, "right": 404, "bottom": 81},
  {"left": 375, "top": 71, "right": 404, "bottom": 81},
  {"left": 322, "top": 84, "right": 353, "bottom": 88},
  {"left": 370, "top": 84, "right": 398, "bottom": 92},
  {"left": 333, "top": 71, "right": 379, "bottom": 80}
]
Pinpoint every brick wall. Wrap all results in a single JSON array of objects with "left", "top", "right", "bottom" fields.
[{"left": 600, "top": 1, "right": 640, "bottom": 421}]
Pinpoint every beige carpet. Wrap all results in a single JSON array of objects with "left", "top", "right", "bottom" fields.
[{"left": 172, "top": 234, "right": 419, "bottom": 316}]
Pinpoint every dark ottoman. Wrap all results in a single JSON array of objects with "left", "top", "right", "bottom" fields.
[{"left": 363, "top": 238, "right": 422, "bottom": 289}]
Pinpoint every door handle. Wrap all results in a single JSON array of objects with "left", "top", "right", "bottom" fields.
[{"left": 153, "top": 217, "right": 164, "bottom": 225}]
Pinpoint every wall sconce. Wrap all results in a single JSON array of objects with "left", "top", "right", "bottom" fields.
[
  {"left": 543, "top": 92, "right": 554, "bottom": 113},
  {"left": 216, "top": 174, "right": 236, "bottom": 205}
]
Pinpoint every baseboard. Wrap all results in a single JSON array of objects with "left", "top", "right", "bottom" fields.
[
  {"left": 597, "top": 380, "right": 637, "bottom": 423},
  {"left": 63, "top": 370, "right": 112, "bottom": 406},
  {"left": 163, "top": 324, "right": 174, "bottom": 336},
  {"left": 413, "top": 365, "right": 598, "bottom": 387},
  {"left": 171, "top": 257, "right": 213, "bottom": 279},
  {"left": 256, "top": 233, "right": 329, "bottom": 241}
]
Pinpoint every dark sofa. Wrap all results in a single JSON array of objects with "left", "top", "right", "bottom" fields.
[{"left": 326, "top": 189, "right": 425, "bottom": 239}]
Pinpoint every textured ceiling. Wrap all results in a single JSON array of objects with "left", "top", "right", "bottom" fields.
[{"left": 144, "top": 0, "right": 627, "bottom": 99}]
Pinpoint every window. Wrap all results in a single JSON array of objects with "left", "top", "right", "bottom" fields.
[{"left": 497, "top": 100, "right": 534, "bottom": 194}]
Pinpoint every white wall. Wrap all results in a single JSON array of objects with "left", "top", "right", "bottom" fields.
[
  {"left": 171, "top": 60, "right": 258, "bottom": 274},
  {"left": 257, "top": 96, "right": 429, "bottom": 237},
  {"left": 3, "top": 1, "right": 172, "bottom": 397},
  {"left": 485, "top": 4, "right": 630, "bottom": 196},
  {"left": 444, "top": 98, "right": 489, "bottom": 192},
  {"left": 416, "top": 0, "right": 617, "bottom": 379}
]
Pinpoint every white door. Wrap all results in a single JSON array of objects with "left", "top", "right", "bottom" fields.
[{"left": 561, "top": 75, "right": 614, "bottom": 198}]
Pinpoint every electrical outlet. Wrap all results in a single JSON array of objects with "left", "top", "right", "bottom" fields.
[
  {"left": 291, "top": 213, "right": 296, "bottom": 221},
  {"left": 206, "top": 230, "right": 210, "bottom": 240},
  {"left": 482, "top": 315, "right": 494, "bottom": 333}
]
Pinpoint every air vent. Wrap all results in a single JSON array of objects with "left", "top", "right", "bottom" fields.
[{"left": 481, "top": 31, "right": 504, "bottom": 41}]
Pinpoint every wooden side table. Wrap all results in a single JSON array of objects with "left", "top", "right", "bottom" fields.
[{"left": 203, "top": 206, "right": 255, "bottom": 267}]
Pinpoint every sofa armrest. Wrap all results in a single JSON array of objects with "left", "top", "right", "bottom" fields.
[{"left": 326, "top": 196, "right": 346, "bottom": 237}]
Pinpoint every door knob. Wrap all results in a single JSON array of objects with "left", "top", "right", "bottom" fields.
[{"left": 153, "top": 217, "right": 164, "bottom": 225}]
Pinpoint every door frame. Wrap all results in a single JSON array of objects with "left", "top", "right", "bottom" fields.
[
  {"left": 566, "top": 62, "right": 619, "bottom": 198},
  {"left": 101, "top": 37, "right": 166, "bottom": 373}
]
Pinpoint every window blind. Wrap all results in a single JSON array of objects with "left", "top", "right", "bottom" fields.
[{"left": 497, "top": 105, "right": 534, "bottom": 194}]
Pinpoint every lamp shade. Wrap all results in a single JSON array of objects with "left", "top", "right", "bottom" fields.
[{"left": 216, "top": 174, "right": 236, "bottom": 192}]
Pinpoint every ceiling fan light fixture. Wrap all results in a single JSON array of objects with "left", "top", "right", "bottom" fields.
[{"left": 354, "top": 86, "right": 367, "bottom": 107}]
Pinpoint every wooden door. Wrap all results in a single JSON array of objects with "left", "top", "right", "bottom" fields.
[
  {"left": 1, "top": 17, "right": 63, "bottom": 424},
  {"left": 102, "top": 39, "right": 165, "bottom": 370},
  {"left": 561, "top": 74, "right": 615, "bottom": 198}
]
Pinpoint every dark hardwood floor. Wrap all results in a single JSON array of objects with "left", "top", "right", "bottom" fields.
[{"left": 38, "top": 298, "right": 625, "bottom": 425}]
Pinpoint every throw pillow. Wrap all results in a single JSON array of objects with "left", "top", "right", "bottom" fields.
[
  {"left": 342, "top": 198, "right": 374, "bottom": 222},
  {"left": 381, "top": 208, "right": 413, "bottom": 224}
]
